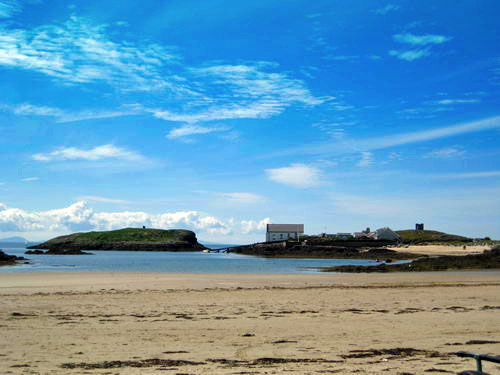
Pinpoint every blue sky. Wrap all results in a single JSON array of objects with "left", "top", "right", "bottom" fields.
[{"left": 1, "top": 0, "right": 499, "bottom": 242}]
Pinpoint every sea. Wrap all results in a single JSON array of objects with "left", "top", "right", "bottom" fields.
[{"left": 0, "top": 245, "right": 389, "bottom": 274}]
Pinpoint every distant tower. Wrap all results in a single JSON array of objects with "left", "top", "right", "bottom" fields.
[{"left": 415, "top": 223, "right": 424, "bottom": 231}]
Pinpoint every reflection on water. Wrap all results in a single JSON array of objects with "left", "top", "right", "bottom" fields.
[{"left": 1, "top": 247, "right": 388, "bottom": 274}]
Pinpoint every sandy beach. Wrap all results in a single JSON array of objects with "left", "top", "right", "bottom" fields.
[
  {"left": 1, "top": 271, "right": 500, "bottom": 375},
  {"left": 389, "top": 245, "right": 491, "bottom": 257}
]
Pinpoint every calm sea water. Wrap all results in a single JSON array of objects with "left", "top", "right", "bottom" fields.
[{"left": 0, "top": 247, "right": 387, "bottom": 274}]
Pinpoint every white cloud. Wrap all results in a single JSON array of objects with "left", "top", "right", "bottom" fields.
[
  {"left": 77, "top": 196, "right": 131, "bottom": 204},
  {"left": 393, "top": 33, "right": 452, "bottom": 45},
  {"left": 21, "top": 177, "right": 38, "bottom": 182},
  {"left": 241, "top": 218, "right": 271, "bottom": 234},
  {"left": 32, "top": 145, "right": 146, "bottom": 162},
  {"left": 374, "top": 4, "right": 400, "bottom": 15},
  {"left": 217, "top": 192, "right": 266, "bottom": 204},
  {"left": 357, "top": 151, "right": 374, "bottom": 167},
  {"left": 389, "top": 49, "right": 430, "bottom": 61},
  {"left": 0, "top": 201, "right": 270, "bottom": 237},
  {"left": 266, "top": 163, "right": 321, "bottom": 188},
  {"left": 423, "top": 147, "right": 465, "bottom": 159},
  {"left": 167, "top": 124, "right": 230, "bottom": 139}
]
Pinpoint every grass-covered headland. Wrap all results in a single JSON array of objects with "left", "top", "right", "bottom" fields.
[{"left": 27, "top": 228, "right": 206, "bottom": 252}]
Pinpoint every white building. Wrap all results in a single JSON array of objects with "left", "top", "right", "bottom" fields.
[{"left": 266, "top": 224, "right": 304, "bottom": 242}]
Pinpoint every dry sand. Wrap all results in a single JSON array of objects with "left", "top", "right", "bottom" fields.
[
  {"left": 389, "top": 244, "right": 491, "bottom": 256},
  {"left": 1, "top": 271, "right": 499, "bottom": 375}
]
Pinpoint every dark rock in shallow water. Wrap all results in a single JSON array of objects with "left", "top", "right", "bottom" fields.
[
  {"left": 319, "top": 247, "right": 500, "bottom": 273},
  {"left": 0, "top": 249, "right": 27, "bottom": 266},
  {"left": 228, "top": 241, "right": 421, "bottom": 260},
  {"left": 27, "top": 228, "right": 207, "bottom": 252},
  {"left": 25, "top": 249, "right": 93, "bottom": 255},
  {"left": 25, "top": 250, "right": 44, "bottom": 255}
]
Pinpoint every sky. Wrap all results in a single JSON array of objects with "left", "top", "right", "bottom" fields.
[{"left": 0, "top": 0, "right": 499, "bottom": 243}]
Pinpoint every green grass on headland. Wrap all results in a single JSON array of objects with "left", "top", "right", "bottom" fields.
[
  {"left": 64, "top": 228, "right": 192, "bottom": 242},
  {"left": 396, "top": 229, "right": 471, "bottom": 244}
]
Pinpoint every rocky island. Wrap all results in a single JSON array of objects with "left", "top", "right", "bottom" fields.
[{"left": 27, "top": 228, "right": 207, "bottom": 252}]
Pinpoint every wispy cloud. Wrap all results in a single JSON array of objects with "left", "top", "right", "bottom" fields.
[
  {"left": 393, "top": 33, "right": 452, "bottom": 45},
  {"left": 77, "top": 196, "right": 131, "bottom": 204},
  {"left": 266, "top": 115, "right": 500, "bottom": 158},
  {"left": 390, "top": 33, "right": 451, "bottom": 61},
  {"left": 325, "top": 55, "right": 359, "bottom": 61},
  {"left": 32, "top": 145, "right": 146, "bottom": 162},
  {"left": 167, "top": 124, "right": 230, "bottom": 140},
  {"left": 357, "top": 151, "right": 374, "bottom": 167},
  {"left": 438, "top": 171, "right": 500, "bottom": 179},
  {"left": 216, "top": 192, "right": 266, "bottom": 204},
  {"left": 374, "top": 4, "right": 400, "bottom": 15},
  {"left": 423, "top": 147, "right": 465, "bottom": 159},
  {"left": 21, "top": 177, "right": 38, "bottom": 182},
  {"left": 9, "top": 103, "right": 137, "bottom": 123},
  {"left": 0, "top": 0, "right": 21, "bottom": 18},
  {"left": 147, "top": 64, "right": 328, "bottom": 124},
  {"left": 0, "top": 16, "right": 184, "bottom": 92},
  {"left": 1, "top": 16, "right": 325, "bottom": 132},
  {"left": 265, "top": 163, "right": 322, "bottom": 188},
  {"left": 428, "top": 98, "right": 480, "bottom": 105},
  {"left": 389, "top": 49, "right": 430, "bottom": 61}
]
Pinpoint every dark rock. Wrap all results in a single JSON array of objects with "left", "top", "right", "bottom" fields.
[
  {"left": 25, "top": 250, "right": 44, "bottom": 255},
  {"left": 320, "top": 248, "right": 500, "bottom": 273},
  {"left": 0, "top": 249, "right": 26, "bottom": 266},
  {"left": 228, "top": 241, "right": 420, "bottom": 260}
]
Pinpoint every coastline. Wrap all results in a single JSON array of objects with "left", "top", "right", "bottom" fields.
[{"left": 1, "top": 271, "right": 499, "bottom": 374}]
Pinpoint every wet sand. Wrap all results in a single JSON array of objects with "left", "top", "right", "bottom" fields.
[{"left": 1, "top": 272, "right": 499, "bottom": 374}]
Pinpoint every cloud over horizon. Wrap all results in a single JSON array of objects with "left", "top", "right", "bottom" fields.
[{"left": 0, "top": 201, "right": 271, "bottom": 238}]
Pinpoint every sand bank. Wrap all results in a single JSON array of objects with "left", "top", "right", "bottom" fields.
[
  {"left": 389, "top": 244, "right": 490, "bottom": 256},
  {"left": 1, "top": 272, "right": 499, "bottom": 374}
]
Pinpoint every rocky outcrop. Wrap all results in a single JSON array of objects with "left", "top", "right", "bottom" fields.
[
  {"left": 27, "top": 228, "right": 207, "bottom": 252},
  {"left": 0, "top": 250, "right": 27, "bottom": 266},
  {"left": 228, "top": 241, "right": 421, "bottom": 260},
  {"left": 25, "top": 249, "right": 93, "bottom": 255},
  {"left": 319, "top": 246, "right": 500, "bottom": 273}
]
